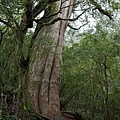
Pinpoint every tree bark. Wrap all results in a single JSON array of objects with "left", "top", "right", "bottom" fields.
[{"left": 28, "top": 0, "right": 74, "bottom": 119}]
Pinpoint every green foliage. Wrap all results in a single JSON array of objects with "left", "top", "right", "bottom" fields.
[
  {"left": 61, "top": 28, "right": 120, "bottom": 120},
  {"left": 0, "top": 0, "right": 26, "bottom": 25},
  {"left": 0, "top": 28, "right": 33, "bottom": 119},
  {"left": 112, "top": 1, "right": 120, "bottom": 10},
  {"left": 0, "top": 0, "right": 120, "bottom": 119}
]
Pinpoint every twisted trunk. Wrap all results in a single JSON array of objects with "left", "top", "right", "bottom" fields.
[{"left": 28, "top": 0, "right": 74, "bottom": 119}]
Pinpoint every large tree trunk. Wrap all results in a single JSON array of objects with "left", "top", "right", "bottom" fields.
[{"left": 28, "top": 0, "right": 74, "bottom": 119}]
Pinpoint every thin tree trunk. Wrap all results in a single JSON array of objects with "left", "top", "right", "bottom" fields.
[{"left": 28, "top": 0, "right": 74, "bottom": 119}]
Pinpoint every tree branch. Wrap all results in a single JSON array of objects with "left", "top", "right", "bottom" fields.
[
  {"left": 61, "top": 111, "right": 83, "bottom": 119},
  {"left": 68, "top": 22, "right": 88, "bottom": 30},
  {"left": 34, "top": 8, "right": 89, "bottom": 25},
  {"left": 25, "top": 0, "right": 33, "bottom": 28},
  {"left": 33, "top": 0, "right": 59, "bottom": 18},
  {"left": 89, "top": 0, "right": 113, "bottom": 20}
]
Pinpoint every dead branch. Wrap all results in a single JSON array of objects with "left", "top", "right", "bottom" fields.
[
  {"left": 61, "top": 111, "right": 83, "bottom": 120},
  {"left": 68, "top": 22, "right": 88, "bottom": 30}
]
